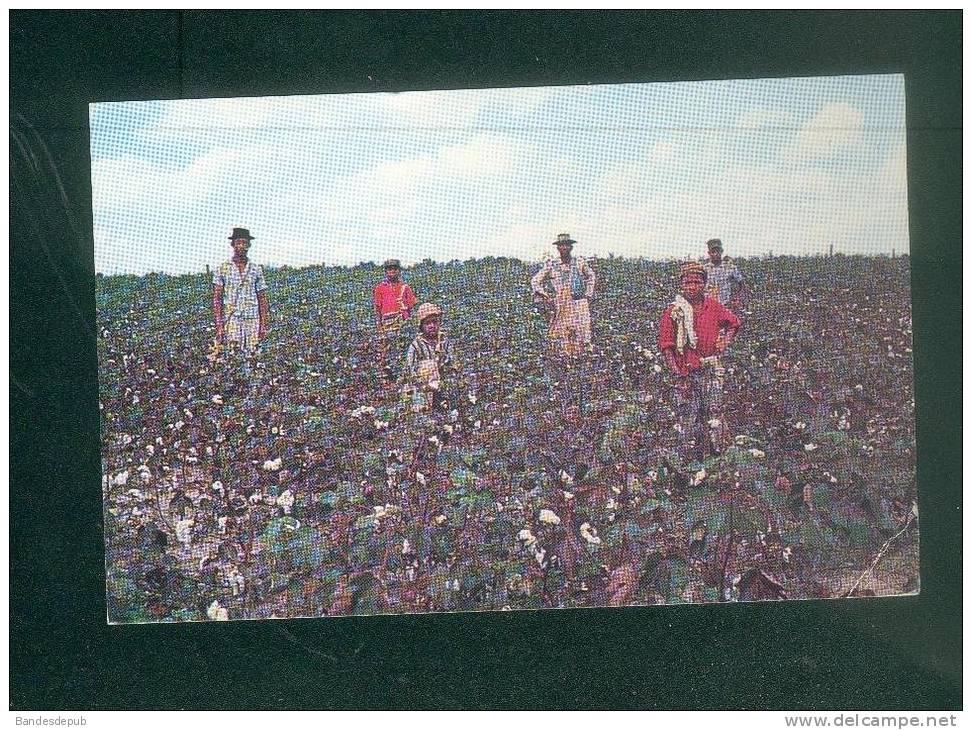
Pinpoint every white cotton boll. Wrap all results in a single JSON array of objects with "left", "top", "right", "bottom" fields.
[
  {"left": 782, "top": 546, "right": 793, "bottom": 563},
  {"left": 517, "top": 529, "right": 536, "bottom": 546},
  {"left": 174, "top": 420, "right": 185, "bottom": 431},
  {"left": 708, "top": 418, "right": 721, "bottom": 428},
  {"left": 248, "top": 491, "right": 263, "bottom": 504},
  {"left": 402, "top": 539, "right": 411, "bottom": 555},
  {"left": 748, "top": 449, "right": 766, "bottom": 459},
  {"left": 145, "top": 444, "right": 155, "bottom": 457},
  {"left": 794, "top": 421, "right": 806, "bottom": 431},
  {"left": 804, "top": 443, "right": 819, "bottom": 452},
  {"left": 467, "top": 392, "right": 477, "bottom": 404},
  {"left": 559, "top": 470, "right": 574, "bottom": 486},
  {"left": 218, "top": 516, "right": 228, "bottom": 534},
  {"left": 653, "top": 364, "right": 663, "bottom": 373},
  {"left": 534, "top": 547, "right": 547, "bottom": 567},
  {"left": 175, "top": 518, "right": 194, "bottom": 546},
  {"left": 690, "top": 469, "right": 707, "bottom": 487},
  {"left": 434, "top": 514, "right": 448, "bottom": 526},
  {"left": 563, "top": 491, "right": 574, "bottom": 501},
  {"left": 539, "top": 509, "right": 561, "bottom": 526},
  {"left": 373, "top": 504, "right": 398, "bottom": 520},
  {"left": 580, "top": 522, "right": 602, "bottom": 545},
  {"left": 211, "top": 395, "right": 223, "bottom": 405},
  {"left": 113, "top": 470, "right": 130, "bottom": 487},
  {"left": 416, "top": 472, "right": 427, "bottom": 486},
  {"left": 207, "top": 600, "right": 229, "bottom": 621},
  {"left": 276, "top": 490, "right": 294, "bottom": 514},
  {"left": 262, "top": 458, "right": 282, "bottom": 471}
]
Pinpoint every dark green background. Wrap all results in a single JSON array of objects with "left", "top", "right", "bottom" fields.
[{"left": 10, "top": 11, "right": 961, "bottom": 710}]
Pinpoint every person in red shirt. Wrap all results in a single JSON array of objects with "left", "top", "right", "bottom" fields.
[
  {"left": 658, "top": 262, "right": 741, "bottom": 459},
  {"left": 372, "top": 258, "right": 417, "bottom": 381}
]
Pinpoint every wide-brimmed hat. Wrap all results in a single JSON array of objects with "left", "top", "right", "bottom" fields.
[
  {"left": 229, "top": 227, "right": 254, "bottom": 241},
  {"left": 383, "top": 258, "right": 402, "bottom": 269},
  {"left": 706, "top": 238, "right": 723, "bottom": 251},
  {"left": 552, "top": 233, "right": 576, "bottom": 246},
  {"left": 416, "top": 302, "right": 443, "bottom": 323},
  {"left": 680, "top": 261, "right": 708, "bottom": 281}
]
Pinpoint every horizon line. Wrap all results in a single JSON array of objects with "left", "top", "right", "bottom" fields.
[{"left": 95, "top": 250, "right": 909, "bottom": 278}]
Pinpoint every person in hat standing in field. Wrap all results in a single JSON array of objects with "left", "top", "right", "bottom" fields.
[
  {"left": 658, "top": 262, "right": 741, "bottom": 460},
  {"left": 530, "top": 233, "right": 597, "bottom": 359},
  {"left": 213, "top": 227, "right": 269, "bottom": 354},
  {"left": 702, "top": 238, "right": 745, "bottom": 308},
  {"left": 373, "top": 258, "right": 417, "bottom": 381},
  {"left": 406, "top": 303, "right": 458, "bottom": 411}
]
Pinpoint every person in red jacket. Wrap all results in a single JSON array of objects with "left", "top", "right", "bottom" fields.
[
  {"left": 658, "top": 262, "right": 741, "bottom": 460},
  {"left": 372, "top": 258, "right": 417, "bottom": 382}
]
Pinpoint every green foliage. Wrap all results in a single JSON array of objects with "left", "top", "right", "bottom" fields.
[{"left": 97, "top": 255, "right": 917, "bottom": 617}]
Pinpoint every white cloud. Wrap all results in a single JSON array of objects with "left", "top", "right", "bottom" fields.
[
  {"left": 90, "top": 79, "right": 909, "bottom": 274},
  {"left": 791, "top": 103, "right": 864, "bottom": 161},
  {"left": 734, "top": 108, "right": 796, "bottom": 130}
]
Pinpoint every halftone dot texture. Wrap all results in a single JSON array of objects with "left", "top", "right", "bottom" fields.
[
  {"left": 94, "top": 76, "right": 917, "bottom": 623},
  {"left": 91, "top": 74, "right": 908, "bottom": 275}
]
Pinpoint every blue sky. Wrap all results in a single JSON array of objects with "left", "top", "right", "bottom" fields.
[{"left": 90, "top": 74, "right": 908, "bottom": 275}]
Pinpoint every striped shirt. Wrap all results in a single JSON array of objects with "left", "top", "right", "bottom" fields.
[
  {"left": 406, "top": 334, "right": 455, "bottom": 376},
  {"left": 213, "top": 260, "right": 267, "bottom": 319}
]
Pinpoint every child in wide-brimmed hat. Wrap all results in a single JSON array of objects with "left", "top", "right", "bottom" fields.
[{"left": 406, "top": 303, "right": 458, "bottom": 411}]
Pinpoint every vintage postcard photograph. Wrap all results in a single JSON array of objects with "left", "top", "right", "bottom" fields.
[{"left": 92, "top": 74, "right": 916, "bottom": 623}]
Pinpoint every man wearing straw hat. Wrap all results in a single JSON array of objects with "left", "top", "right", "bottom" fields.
[
  {"left": 530, "top": 233, "right": 597, "bottom": 359},
  {"left": 658, "top": 261, "right": 741, "bottom": 460},
  {"left": 212, "top": 227, "right": 269, "bottom": 354},
  {"left": 373, "top": 258, "right": 417, "bottom": 381}
]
